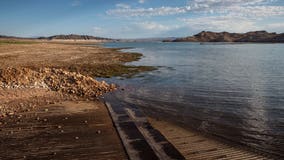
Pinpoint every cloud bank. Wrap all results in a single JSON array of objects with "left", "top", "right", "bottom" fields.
[{"left": 105, "top": 0, "right": 283, "bottom": 35}]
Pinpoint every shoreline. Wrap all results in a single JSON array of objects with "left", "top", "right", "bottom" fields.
[
  {"left": 0, "top": 40, "right": 151, "bottom": 159},
  {"left": 0, "top": 40, "right": 278, "bottom": 159}
]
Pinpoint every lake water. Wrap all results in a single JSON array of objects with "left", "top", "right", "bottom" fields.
[{"left": 103, "top": 42, "right": 284, "bottom": 157}]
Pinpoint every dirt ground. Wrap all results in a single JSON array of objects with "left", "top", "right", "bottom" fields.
[
  {"left": 0, "top": 41, "right": 140, "bottom": 159},
  {"left": 0, "top": 41, "right": 154, "bottom": 78}
]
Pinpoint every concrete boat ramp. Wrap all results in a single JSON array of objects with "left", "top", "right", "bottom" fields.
[
  {"left": 103, "top": 93, "right": 279, "bottom": 160},
  {"left": 104, "top": 93, "right": 185, "bottom": 160}
]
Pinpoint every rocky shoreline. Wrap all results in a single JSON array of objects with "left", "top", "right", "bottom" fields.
[
  {"left": 0, "top": 41, "right": 153, "bottom": 132},
  {"left": 0, "top": 67, "right": 117, "bottom": 119},
  {"left": 0, "top": 41, "right": 142, "bottom": 159}
]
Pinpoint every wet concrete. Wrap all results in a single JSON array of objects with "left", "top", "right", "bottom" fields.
[{"left": 104, "top": 92, "right": 185, "bottom": 160}]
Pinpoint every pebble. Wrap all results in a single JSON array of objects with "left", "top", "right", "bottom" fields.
[
  {"left": 44, "top": 108, "right": 49, "bottom": 112},
  {"left": 96, "top": 130, "right": 101, "bottom": 134},
  {"left": 75, "top": 136, "right": 79, "bottom": 140},
  {"left": 58, "top": 125, "right": 62, "bottom": 129}
]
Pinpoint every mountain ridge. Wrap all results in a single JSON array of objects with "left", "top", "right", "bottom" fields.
[
  {"left": 165, "top": 31, "right": 284, "bottom": 43},
  {"left": 0, "top": 34, "right": 112, "bottom": 41}
]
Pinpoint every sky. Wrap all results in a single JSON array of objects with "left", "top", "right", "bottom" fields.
[{"left": 0, "top": 0, "right": 283, "bottom": 38}]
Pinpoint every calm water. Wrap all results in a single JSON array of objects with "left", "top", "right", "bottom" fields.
[{"left": 103, "top": 42, "right": 284, "bottom": 157}]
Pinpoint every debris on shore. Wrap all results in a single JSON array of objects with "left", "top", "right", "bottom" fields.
[
  {"left": 0, "top": 67, "right": 116, "bottom": 117},
  {"left": 0, "top": 67, "right": 116, "bottom": 97}
]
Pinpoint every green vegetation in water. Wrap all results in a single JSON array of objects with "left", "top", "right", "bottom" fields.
[{"left": 64, "top": 64, "right": 156, "bottom": 78}]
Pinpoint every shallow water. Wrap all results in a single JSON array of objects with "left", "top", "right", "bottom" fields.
[{"left": 103, "top": 42, "right": 284, "bottom": 157}]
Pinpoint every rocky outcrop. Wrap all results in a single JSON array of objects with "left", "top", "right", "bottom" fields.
[
  {"left": 169, "top": 31, "right": 284, "bottom": 43},
  {"left": 0, "top": 67, "right": 116, "bottom": 98}
]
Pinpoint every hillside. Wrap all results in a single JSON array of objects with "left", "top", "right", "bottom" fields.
[
  {"left": 38, "top": 34, "right": 112, "bottom": 41},
  {"left": 167, "top": 31, "right": 284, "bottom": 43},
  {"left": 0, "top": 34, "right": 112, "bottom": 41}
]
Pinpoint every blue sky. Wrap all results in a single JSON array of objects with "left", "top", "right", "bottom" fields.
[{"left": 0, "top": 0, "right": 283, "bottom": 38}]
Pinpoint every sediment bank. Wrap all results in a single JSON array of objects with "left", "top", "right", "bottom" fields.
[{"left": 0, "top": 41, "right": 153, "bottom": 159}]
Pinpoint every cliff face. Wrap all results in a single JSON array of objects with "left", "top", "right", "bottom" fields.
[{"left": 171, "top": 31, "right": 284, "bottom": 43}]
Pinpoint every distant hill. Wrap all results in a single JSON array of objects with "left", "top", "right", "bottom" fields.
[
  {"left": 165, "top": 31, "right": 284, "bottom": 43},
  {"left": 0, "top": 35, "right": 27, "bottom": 39},
  {"left": 0, "top": 34, "right": 112, "bottom": 41},
  {"left": 38, "top": 34, "right": 112, "bottom": 41}
]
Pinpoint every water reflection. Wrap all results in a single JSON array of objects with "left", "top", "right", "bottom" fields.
[{"left": 103, "top": 42, "right": 284, "bottom": 157}]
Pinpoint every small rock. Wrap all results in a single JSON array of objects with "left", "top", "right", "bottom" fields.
[
  {"left": 44, "top": 108, "right": 49, "bottom": 112},
  {"left": 75, "top": 136, "right": 79, "bottom": 140},
  {"left": 96, "top": 130, "right": 101, "bottom": 134}
]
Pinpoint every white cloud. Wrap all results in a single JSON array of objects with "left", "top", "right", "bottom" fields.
[
  {"left": 107, "top": 0, "right": 284, "bottom": 19},
  {"left": 136, "top": 21, "right": 175, "bottom": 31},
  {"left": 181, "top": 16, "right": 259, "bottom": 33},
  {"left": 107, "top": 6, "right": 189, "bottom": 17},
  {"left": 138, "top": 0, "right": 145, "bottom": 4},
  {"left": 266, "top": 22, "right": 284, "bottom": 28},
  {"left": 227, "top": 6, "right": 284, "bottom": 18},
  {"left": 116, "top": 3, "right": 131, "bottom": 9},
  {"left": 265, "top": 22, "right": 284, "bottom": 32},
  {"left": 104, "top": 0, "right": 283, "bottom": 36}
]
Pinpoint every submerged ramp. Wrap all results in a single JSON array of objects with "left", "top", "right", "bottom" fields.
[
  {"left": 104, "top": 93, "right": 185, "bottom": 160},
  {"left": 150, "top": 119, "right": 279, "bottom": 160}
]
